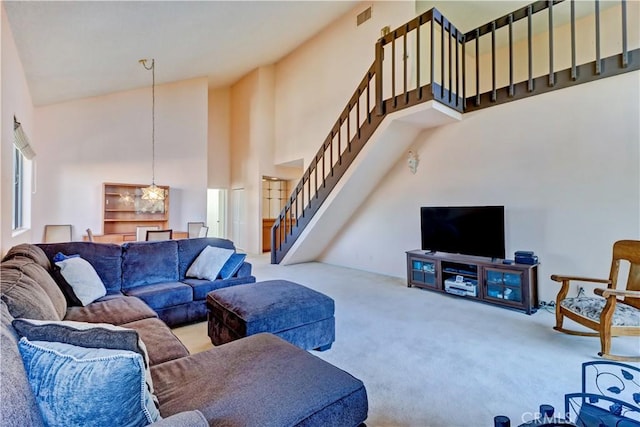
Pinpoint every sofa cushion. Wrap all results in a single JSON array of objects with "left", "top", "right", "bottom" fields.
[
  {"left": 154, "top": 302, "right": 207, "bottom": 328},
  {"left": 177, "top": 237, "right": 235, "bottom": 279},
  {"left": 561, "top": 297, "right": 640, "bottom": 326},
  {"left": 121, "top": 317, "right": 190, "bottom": 365},
  {"left": 151, "top": 333, "right": 368, "bottom": 427},
  {"left": 2, "top": 243, "right": 51, "bottom": 270},
  {"left": 0, "top": 301, "right": 45, "bottom": 427},
  {"left": 122, "top": 241, "right": 179, "bottom": 289},
  {"left": 0, "top": 267, "right": 60, "bottom": 321},
  {"left": 236, "top": 261, "right": 253, "bottom": 279},
  {"left": 183, "top": 276, "right": 258, "bottom": 301},
  {"left": 1, "top": 257, "right": 67, "bottom": 319},
  {"left": 64, "top": 295, "right": 157, "bottom": 325},
  {"left": 125, "top": 282, "right": 193, "bottom": 311},
  {"left": 18, "top": 337, "right": 161, "bottom": 426},
  {"left": 150, "top": 411, "right": 208, "bottom": 426},
  {"left": 37, "top": 242, "right": 123, "bottom": 293},
  {"left": 54, "top": 256, "right": 107, "bottom": 306}
]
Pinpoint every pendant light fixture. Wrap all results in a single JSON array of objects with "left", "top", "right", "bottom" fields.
[{"left": 139, "top": 58, "right": 165, "bottom": 201}]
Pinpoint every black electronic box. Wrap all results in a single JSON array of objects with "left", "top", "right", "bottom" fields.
[{"left": 514, "top": 250, "right": 538, "bottom": 265}]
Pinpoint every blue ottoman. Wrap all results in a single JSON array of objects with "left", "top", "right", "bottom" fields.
[{"left": 206, "top": 280, "right": 335, "bottom": 351}]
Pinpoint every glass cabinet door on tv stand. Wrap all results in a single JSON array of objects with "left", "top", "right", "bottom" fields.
[
  {"left": 407, "top": 256, "right": 438, "bottom": 290},
  {"left": 484, "top": 268, "right": 536, "bottom": 313}
]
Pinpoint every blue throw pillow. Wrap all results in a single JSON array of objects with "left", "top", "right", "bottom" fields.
[
  {"left": 53, "top": 252, "right": 80, "bottom": 263},
  {"left": 219, "top": 253, "right": 247, "bottom": 279},
  {"left": 18, "top": 337, "right": 161, "bottom": 427},
  {"left": 12, "top": 318, "right": 159, "bottom": 416}
]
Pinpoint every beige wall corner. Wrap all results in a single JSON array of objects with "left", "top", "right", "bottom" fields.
[{"left": 208, "top": 88, "right": 231, "bottom": 189}]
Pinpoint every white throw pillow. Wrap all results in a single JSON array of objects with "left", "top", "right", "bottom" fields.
[
  {"left": 54, "top": 257, "right": 106, "bottom": 306},
  {"left": 186, "top": 246, "right": 234, "bottom": 281}
]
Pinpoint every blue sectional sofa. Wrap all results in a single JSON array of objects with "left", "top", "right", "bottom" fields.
[
  {"left": 37, "top": 237, "right": 256, "bottom": 327},
  {"left": 0, "top": 242, "right": 369, "bottom": 426}
]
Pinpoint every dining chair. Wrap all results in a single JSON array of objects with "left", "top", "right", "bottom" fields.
[
  {"left": 86, "top": 228, "right": 95, "bottom": 242},
  {"left": 136, "top": 226, "right": 159, "bottom": 241},
  {"left": 187, "top": 222, "right": 205, "bottom": 238},
  {"left": 146, "top": 229, "right": 173, "bottom": 241},
  {"left": 198, "top": 226, "right": 209, "bottom": 238},
  {"left": 43, "top": 224, "right": 72, "bottom": 243}
]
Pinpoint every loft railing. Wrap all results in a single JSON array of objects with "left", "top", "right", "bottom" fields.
[
  {"left": 271, "top": 0, "right": 638, "bottom": 264},
  {"left": 463, "top": 0, "right": 638, "bottom": 111},
  {"left": 375, "top": 8, "right": 465, "bottom": 115}
]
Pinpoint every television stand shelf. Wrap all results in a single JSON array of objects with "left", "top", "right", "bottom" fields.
[{"left": 406, "top": 250, "right": 539, "bottom": 314}]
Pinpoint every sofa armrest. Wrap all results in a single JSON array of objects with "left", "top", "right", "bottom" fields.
[
  {"left": 150, "top": 410, "right": 208, "bottom": 427},
  {"left": 236, "top": 261, "right": 252, "bottom": 278}
]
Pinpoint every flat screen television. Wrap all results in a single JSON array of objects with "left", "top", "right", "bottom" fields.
[{"left": 420, "top": 206, "right": 505, "bottom": 259}]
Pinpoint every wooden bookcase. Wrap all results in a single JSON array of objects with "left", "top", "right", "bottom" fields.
[
  {"left": 406, "top": 249, "right": 539, "bottom": 314},
  {"left": 99, "top": 182, "right": 170, "bottom": 242}
]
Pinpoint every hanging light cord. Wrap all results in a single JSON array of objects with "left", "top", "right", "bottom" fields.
[{"left": 140, "top": 59, "right": 156, "bottom": 185}]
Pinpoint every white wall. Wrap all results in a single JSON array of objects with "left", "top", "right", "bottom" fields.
[
  {"left": 229, "top": 67, "right": 276, "bottom": 253},
  {"left": 1, "top": 3, "right": 36, "bottom": 253},
  {"left": 208, "top": 87, "right": 230, "bottom": 189},
  {"left": 33, "top": 78, "right": 208, "bottom": 240},
  {"left": 274, "top": 1, "right": 416, "bottom": 168},
  {"left": 320, "top": 71, "right": 639, "bottom": 303}
]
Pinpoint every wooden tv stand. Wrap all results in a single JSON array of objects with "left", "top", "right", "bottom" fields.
[{"left": 406, "top": 250, "right": 539, "bottom": 314}]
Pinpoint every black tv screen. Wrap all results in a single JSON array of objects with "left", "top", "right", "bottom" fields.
[{"left": 420, "top": 206, "right": 505, "bottom": 259}]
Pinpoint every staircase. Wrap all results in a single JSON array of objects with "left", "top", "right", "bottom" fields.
[{"left": 271, "top": 0, "right": 639, "bottom": 264}]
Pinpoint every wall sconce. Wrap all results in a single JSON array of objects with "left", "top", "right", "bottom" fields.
[{"left": 408, "top": 151, "right": 419, "bottom": 174}]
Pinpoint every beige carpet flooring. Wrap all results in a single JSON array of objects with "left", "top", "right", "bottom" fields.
[{"left": 172, "top": 254, "right": 640, "bottom": 427}]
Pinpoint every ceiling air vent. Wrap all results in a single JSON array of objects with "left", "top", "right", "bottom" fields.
[{"left": 357, "top": 7, "right": 372, "bottom": 26}]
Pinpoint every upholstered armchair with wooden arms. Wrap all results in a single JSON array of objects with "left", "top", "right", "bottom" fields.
[{"left": 551, "top": 240, "right": 640, "bottom": 362}]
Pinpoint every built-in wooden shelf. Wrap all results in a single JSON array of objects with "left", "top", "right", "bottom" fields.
[{"left": 101, "top": 182, "right": 170, "bottom": 237}]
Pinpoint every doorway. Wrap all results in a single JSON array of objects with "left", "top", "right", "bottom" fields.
[
  {"left": 206, "top": 189, "right": 227, "bottom": 238},
  {"left": 261, "top": 177, "right": 290, "bottom": 252}
]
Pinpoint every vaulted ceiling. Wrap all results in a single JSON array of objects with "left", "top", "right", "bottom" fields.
[
  {"left": 5, "top": 0, "right": 607, "bottom": 107},
  {"left": 4, "top": 1, "right": 358, "bottom": 105}
]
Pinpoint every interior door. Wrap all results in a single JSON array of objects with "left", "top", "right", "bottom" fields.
[{"left": 207, "top": 188, "right": 227, "bottom": 238}]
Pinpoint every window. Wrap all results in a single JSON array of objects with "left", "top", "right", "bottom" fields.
[
  {"left": 13, "top": 117, "right": 35, "bottom": 232},
  {"left": 13, "top": 146, "right": 24, "bottom": 230}
]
